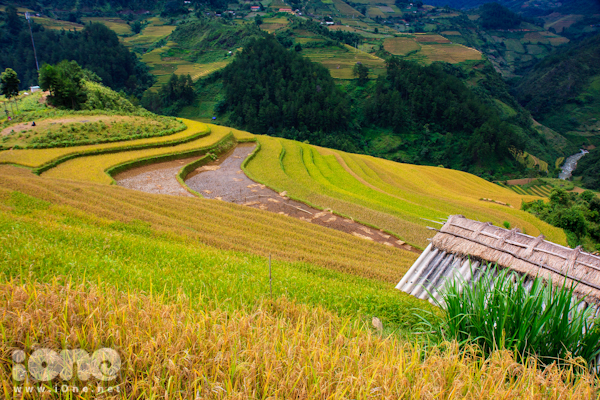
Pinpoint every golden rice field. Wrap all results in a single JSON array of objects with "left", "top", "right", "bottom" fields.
[
  {"left": 244, "top": 136, "right": 566, "bottom": 248},
  {"left": 302, "top": 45, "right": 386, "bottom": 79},
  {"left": 0, "top": 164, "right": 417, "bottom": 284},
  {"left": 81, "top": 17, "right": 132, "bottom": 35},
  {"left": 2, "top": 278, "right": 597, "bottom": 399},
  {"left": 0, "top": 118, "right": 196, "bottom": 169},
  {"left": 382, "top": 36, "right": 482, "bottom": 64},
  {"left": 30, "top": 16, "right": 84, "bottom": 31},
  {"left": 384, "top": 37, "right": 421, "bottom": 55},
  {"left": 416, "top": 43, "right": 482, "bottom": 64},
  {"left": 41, "top": 124, "right": 230, "bottom": 184},
  {"left": 333, "top": 0, "right": 364, "bottom": 17},
  {"left": 414, "top": 34, "right": 451, "bottom": 43}
]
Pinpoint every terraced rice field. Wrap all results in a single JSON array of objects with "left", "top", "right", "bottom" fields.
[
  {"left": 496, "top": 181, "right": 555, "bottom": 197},
  {"left": 384, "top": 37, "right": 421, "bottom": 55},
  {"left": 382, "top": 35, "right": 481, "bottom": 64},
  {"left": 414, "top": 34, "right": 451, "bottom": 43},
  {"left": 416, "top": 44, "right": 482, "bottom": 64},
  {"left": 302, "top": 45, "right": 386, "bottom": 79},
  {"left": 244, "top": 136, "right": 567, "bottom": 248},
  {"left": 41, "top": 124, "right": 231, "bottom": 184},
  {"left": 0, "top": 164, "right": 418, "bottom": 285},
  {"left": 333, "top": 0, "right": 364, "bottom": 17},
  {"left": 30, "top": 16, "right": 84, "bottom": 31},
  {"left": 81, "top": 17, "right": 132, "bottom": 35},
  {"left": 0, "top": 118, "right": 197, "bottom": 169},
  {"left": 123, "top": 18, "right": 176, "bottom": 48}
]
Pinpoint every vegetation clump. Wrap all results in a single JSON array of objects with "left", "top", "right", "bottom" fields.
[
  {"left": 427, "top": 265, "right": 600, "bottom": 367},
  {"left": 522, "top": 188, "right": 600, "bottom": 250},
  {"left": 217, "top": 35, "right": 354, "bottom": 149}
]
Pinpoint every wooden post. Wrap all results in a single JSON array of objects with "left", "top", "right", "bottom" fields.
[{"left": 269, "top": 254, "right": 272, "bottom": 298}]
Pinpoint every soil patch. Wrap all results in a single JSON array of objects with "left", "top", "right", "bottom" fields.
[
  {"left": 506, "top": 178, "right": 536, "bottom": 185},
  {"left": 113, "top": 156, "right": 198, "bottom": 197},
  {"left": 185, "top": 143, "right": 418, "bottom": 253}
]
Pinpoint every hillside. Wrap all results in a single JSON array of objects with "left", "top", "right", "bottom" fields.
[
  {"left": 1, "top": 170, "right": 597, "bottom": 396},
  {"left": 512, "top": 33, "right": 600, "bottom": 144},
  {"left": 0, "top": 11, "right": 154, "bottom": 96},
  {"left": 421, "top": 0, "right": 600, "bottom": 16},
  {"left": 0, "top": 79, "right": 597, "bottom": 396}
]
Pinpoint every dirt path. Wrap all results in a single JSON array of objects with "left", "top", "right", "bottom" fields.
[{"left": 185, "top": 143, "right": 418, "bottom": 252}]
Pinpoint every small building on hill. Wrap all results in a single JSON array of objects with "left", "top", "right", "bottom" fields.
[
  {"left": 251, "top": 6, "right": 260, "bottom": 11},
  {"left": 278, "top": 8, "right": 294, "bottom": 13},
  {"left": 396, "top": 215, "right": 600, "bottom": 307}
]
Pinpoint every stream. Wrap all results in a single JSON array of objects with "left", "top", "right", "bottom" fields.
[{"left": 559, "top": 150, "right": 589, "bottom": 180}]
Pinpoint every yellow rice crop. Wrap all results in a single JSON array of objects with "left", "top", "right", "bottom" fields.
[
  {"left": 418, "top": 44, "right": 482, "bottom": 64},
  {"left": 0, "top": 119, "right": 202, "bottom": 168},
  {"left": 40, "top": 124, "right": 229, "bottom": 184},
  {"left": 1, "top": 165, "right": 416, "bottom": 283},
  {"left": 384, "top": 37, "right": 421, "bottom": 55},
  {"left": 81, "top": 17, "right": 132, "bottom": 35},
  {"left": 244, "top": 136, "right": 566, "bottom": 248},
  {"left": 2, "top": 279, "right": 598, "bottom": 399}
]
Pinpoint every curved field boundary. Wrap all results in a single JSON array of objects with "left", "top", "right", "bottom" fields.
[
  {"left": 0, "top": 119, "right": 207, "bottom": 172},
  {"left": 41, "top": 124, "right": 232, "bottom": 184},
  {"left": 107, "top": 132, "right": 236, "bottom": 187},
  {"left": 177, "top": 136, "right": 258, "bottom": 198},
  {"left": 241, "top": 138, "right": 413, "bottom": 246},
  {"left": 175, "top": 135, "right": 241, "bottom": 197}
]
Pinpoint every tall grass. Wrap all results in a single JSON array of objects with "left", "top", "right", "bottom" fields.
[
  {"left": 431, "top": 264, "right": 600, "bottom": 367},
  {"left": 2, "top": 279, "right": 599, "bottom": 399}
]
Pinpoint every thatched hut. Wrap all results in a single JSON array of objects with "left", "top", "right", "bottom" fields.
[{"left": 396, "top": 215, "right": 600, "bottom": 306}]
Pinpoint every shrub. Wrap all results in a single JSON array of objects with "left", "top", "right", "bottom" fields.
[{"left": 426, "top": 264, "right": 600, "bottom": 367}]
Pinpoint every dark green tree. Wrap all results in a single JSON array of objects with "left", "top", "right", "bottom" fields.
[
  {"left": 39, "top": 60, "right": 87, "bottom": 109},
  {"left": 352, "top": 62, "right": 369, "bottom": 86},
  {"left": 0, "top": 68, "right": 20, "bottom": 114},
  {"left": 5, "top": 5, "right": 23, "bottom": 35},
  {"left": 132, "top": 21, "right": 143, "bottom": 34}
]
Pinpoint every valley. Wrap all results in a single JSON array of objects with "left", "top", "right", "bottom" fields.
[{"left": 2, "top": 0, "right": 600, "bottom": 397}]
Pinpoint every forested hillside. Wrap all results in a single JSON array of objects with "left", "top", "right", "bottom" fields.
[
  {"left": 0, "top": 7, "right": 154, "bottom": 96},
  {"left": 207, "top": 34, "right": 553, "bottom": 175},
  {"left": 421, "top": 0, "right": 600, "bottom": 16},
  {"left": 9, "top": 0, "right": 162, "bottom": 12},
  {"left": 216, "top": 35, "right": 356, "bottom": 151},
  {"left": 513, "top": 34, "right": 600, "bottom": 136}
]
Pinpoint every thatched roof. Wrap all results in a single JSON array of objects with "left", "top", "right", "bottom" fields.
[{"left": 430, "top": 215, "right": 600, "bottom": 303}]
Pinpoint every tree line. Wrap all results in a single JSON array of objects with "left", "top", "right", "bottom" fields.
[
  {"left": 216, "top": 35, "right": 352, "bottom": 147},
  {"left": 0, "top": 7, "right": 154, "bottom": 97}
]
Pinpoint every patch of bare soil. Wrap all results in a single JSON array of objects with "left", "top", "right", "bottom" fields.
[
  {"left": 185, "top": 143, "right": 418, "bottom": 253},
  {"left": 113, "top": 157, "right": 199, "bottom": 197},
  {"left": 506, "top": 178, "right": 537, "bottom": 185}
]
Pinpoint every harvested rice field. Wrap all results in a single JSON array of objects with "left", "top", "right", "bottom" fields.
[{"left": 184, "top": 143, "right": 417, "bottom": 251}]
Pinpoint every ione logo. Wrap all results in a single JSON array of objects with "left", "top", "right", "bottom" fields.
[{"left": 12, "top": 348, "right": 121, "bottom": 382}]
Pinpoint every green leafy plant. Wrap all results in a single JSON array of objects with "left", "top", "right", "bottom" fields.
[{"left": 423, "top": 263, "right": 600, "bottom": 367}]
